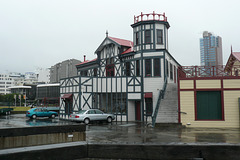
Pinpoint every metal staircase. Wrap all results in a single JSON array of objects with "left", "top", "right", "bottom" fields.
[{"left": 151, "top": 77, "right": 168, "bottom": 127}]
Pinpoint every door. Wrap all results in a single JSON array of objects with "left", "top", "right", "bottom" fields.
[{"left": 135, "top": 101, "right": 141, "bottom": 121}]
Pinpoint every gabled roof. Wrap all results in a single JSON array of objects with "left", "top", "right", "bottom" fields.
[
  {"left": 232, "top": 52, "right": 240, "bottom": 61},
  {"left": 108, "top": 36, "right": 133, "bottom": 47},
  {"left": 95, "top": 36, "right": 133, "bottom": 54},
  {"left": 76, "top": 58, "right": 97, "bottom": 67},
  {"left": 225, "top": 52, "right": 240, "bottom": 72}
]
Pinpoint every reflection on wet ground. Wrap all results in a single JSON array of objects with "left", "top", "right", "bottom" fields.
[
  {"left": 86, "top": 122, "right": 240, "bottom": 144},
  {"left": 0, "top": 114, "right": 75, "bottom": 128},
  {"left": 1, "top": 114, "right": 240, "bottom": 144}
]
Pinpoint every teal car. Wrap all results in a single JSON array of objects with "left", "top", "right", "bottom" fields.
[{"left": 26, "top": 108, "right": 58, "bottom": 119}]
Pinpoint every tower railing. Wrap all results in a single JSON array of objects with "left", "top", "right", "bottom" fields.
[{"left": 134, "top": 11, "right": 167, "bottom": 24}]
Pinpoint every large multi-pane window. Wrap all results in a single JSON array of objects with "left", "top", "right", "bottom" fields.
[
  {"left": 99, "top": 93, "right": 127, "bottom": 114},
  {"left": 136, "top": 60, "right": 140, "bottom": 76},
  {"left": 154, "top": 58, "right": 161, "bottom": 76},
  {"left": 145, "top": 59, "right": 151, "bottom": 77},
  {"left": 157, "top": 29, "right": 163, "bottom": 44},
  {"left": 145, "top": 30, "right": 151, "bottom": 44}
]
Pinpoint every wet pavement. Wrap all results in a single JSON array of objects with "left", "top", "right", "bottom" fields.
[
  {"left": 86, "top": 122, "right": 240, "bottom": 144},
  {"left": 1, "top": 114, "right": 240, "bottom": 144},
  {"left": 0, "top": 114, "right": 75, "bottom": 128}
]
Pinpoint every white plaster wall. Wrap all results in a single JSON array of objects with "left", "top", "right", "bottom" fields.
[
  {"left": 115, "top": 115, "right": 127, "bottom": 121},
  {"left": 143, "top": 52, "right": 164, "bottom": 57},
  {"left": 128, "top": 101, "right": 135, "bottom": 121},
  {"left": 81, "top": 93, "right": 92, "bottom": 110},
  {"left": 144, "top": 77, "right": 164, "bottom": 114},
  {"left": 128, "top": 93, "right": 141, "bottom": 100},
  {"left": 102, "top": 78, "right": 106, "bottom": 92},
  {"left": 112, "top": 78, "right": 116, "bottom": 92},
  {"left": 107, "top": 78, "right": 111, "bottom": 92},
  {"left": 165, "top": 53, "right": 179, "bottom": 83}
]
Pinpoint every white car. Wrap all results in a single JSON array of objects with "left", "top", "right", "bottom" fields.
[{"left": 69, "top": 109, "right": 115, "bottom": 125}]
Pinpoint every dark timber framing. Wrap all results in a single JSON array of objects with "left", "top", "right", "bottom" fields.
[{"left": 60, "top": 12, "right": 180, "bottom": 123}]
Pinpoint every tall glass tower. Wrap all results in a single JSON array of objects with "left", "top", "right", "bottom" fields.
[{"left": 200, "top": 31, "right": 223, "bottom": 66}]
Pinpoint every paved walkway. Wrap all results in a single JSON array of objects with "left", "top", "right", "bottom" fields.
[
  {"left": 86, "top": 122, "right": 240, "bottom": 144},
  {"left": 1, "top": 114, "right": 240, "bottom": 144}
]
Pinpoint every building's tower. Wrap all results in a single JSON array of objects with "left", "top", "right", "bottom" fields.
[
  {"left": 130, "top": 12, "right": 172, "bottom": 122},
  {"left": 131, "top": 11, "right": 170, "bottom": 52},
  {"left": 200, "top": 31, "right": 223, "bottom": 66}
]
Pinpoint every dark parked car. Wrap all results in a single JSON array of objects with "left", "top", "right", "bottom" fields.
[{"left": 26, "top": 108, "right": 58, "bottom": 119}]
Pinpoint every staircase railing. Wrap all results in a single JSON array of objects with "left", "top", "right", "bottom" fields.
[{"left": 151, "top": 77, "right": 168, "bottom": 127}]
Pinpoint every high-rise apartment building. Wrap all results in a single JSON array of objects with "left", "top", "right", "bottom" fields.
[
  {"left": 200, "top": 31, "right": 223, "bottom": 66},
  {"left": 50, "top": 59, "right": 81, "bottom": 83}
]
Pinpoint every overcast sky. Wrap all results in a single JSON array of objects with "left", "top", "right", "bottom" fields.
[{"left": 1, "top": 0, "right": 240, "bottom": 73}]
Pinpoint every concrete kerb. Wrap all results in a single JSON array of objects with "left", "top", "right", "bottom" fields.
[{"left": 1, "top": 142, "right": 240, "bottom": 160}]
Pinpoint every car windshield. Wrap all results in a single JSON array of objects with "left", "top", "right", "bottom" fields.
[{"left": 78, "top": 110, "right": 87, "bottom": 114}]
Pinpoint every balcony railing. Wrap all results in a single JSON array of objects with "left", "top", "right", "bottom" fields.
[
  {"left": 134, "top": 11, "right": 167, "bottom": 24},
  {"left": 178, "top": 65, "right": 240, "bottom": 79}
]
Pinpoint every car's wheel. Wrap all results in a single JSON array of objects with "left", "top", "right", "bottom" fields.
[
  {"left": 32, "top": 114, "right": 37, "bottom": 119},
  {"left": 51, "top": 114, "right": 56, "bottom": 118},
  {"left": 107, "top": 117, "right": 112, "bottom": 123},
  {"left": 84, "top": 118, "right": 90, "bottom": 125}
]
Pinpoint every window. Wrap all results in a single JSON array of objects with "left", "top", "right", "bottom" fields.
[
  {"left": 196, "top": 91, "right": 222, "bottom": 120},
  {"left": 106, "top": 64, "right": 114, "bottom": 77},
  {"left": 136, "top": 60, "right": 140, "bottom": 76},
  {"left": 145, "top": 98, "right": 153, "bottom": 116},
  {"left": 87, "top": 110, "right": 96, "bottom": 114},
  {"left": 136, "top": 32, "right": 139, "bottom": 45},
  {"left": 81, "top": 70, "right": 88, "bottom": 76},
  {"left": 145, "top": 30, "right": 151, "bottom": 44},
  {"left": 166, "top": 60, "right": 169, "bottom": 77},
  {"left": 157, "top": 29, "right": 163, "bottom": 44},
  {"left": 174, "top": 66, "right": 176, "bottom": 83},
  {"left": 106, "top": 58, "right": 115, "bottom": 77},
  {"left": 126, "top": 62, "right": 131, "bottom": 76},
  {"left": 95, "top": 109, "right": 103, "bottom": 114},
  {"left": 154, "top": 58, "right": 161, "bottom": 76},
  {"left": 170, "top": 63, "right": 173, "bottom": 80},
  {"left": 145, "top": 59, "right": 151, "bottom": 77}
]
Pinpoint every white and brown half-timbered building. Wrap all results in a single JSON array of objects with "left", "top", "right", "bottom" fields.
[{"left": 60, "top": 12, "right": 180, "bottom": 126}]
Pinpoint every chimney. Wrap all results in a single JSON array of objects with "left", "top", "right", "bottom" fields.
[{"left": 84, "top": 55, "right": 86, "bottom": 62}]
